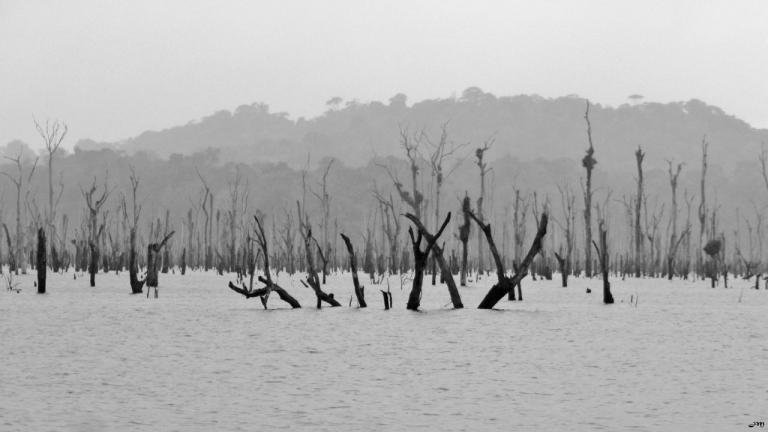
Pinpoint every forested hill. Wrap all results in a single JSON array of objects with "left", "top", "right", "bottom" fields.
[{"left": 75, "top": 89, "right": 768, "bottom": 171}]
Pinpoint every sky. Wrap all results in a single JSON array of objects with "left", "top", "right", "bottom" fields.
[{"left": 1, "top": 0, "right": 767, "bottom": 150}]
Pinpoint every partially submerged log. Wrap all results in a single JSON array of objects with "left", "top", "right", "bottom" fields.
[
  {"left": 404, "top": 212, "right": 463, "bottom": 309},
  {"left": 340, "top": 233, "right": 366, "bottom": 307},
  {"left": 473, "top": 211, "right": 548, "bottom": 309},
  {"left": 227, "top": 215, "right": 301, "bottom": 309}
]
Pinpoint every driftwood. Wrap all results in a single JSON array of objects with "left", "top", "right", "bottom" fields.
[
  {"left": 340, "top": 233, "right": 366, "bottom": 307},
  {"left": 471, "top": 210, "right": 548, "bottom": 309},
  {"left": 404, "top": 212, "right": 463, "bottom": 309},
  {"left": 227, "top": 215, "right": 301, "bottom": 308}
]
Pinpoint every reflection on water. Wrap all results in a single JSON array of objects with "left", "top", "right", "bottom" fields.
[{"left": 1, "top": 272, "right": 765, "bottom": 431}]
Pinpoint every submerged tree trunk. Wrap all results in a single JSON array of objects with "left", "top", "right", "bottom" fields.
[
  {"left": 404, "top": 213, "right": 462, "bottom": 309},
  {"left": 592, "top": 221, "right": 614, "bottom": 304},
  {"left": 473, "top": 211, "right": 548, "bottom": 309},
  {"left": 341, "top": 233, "right": 366, "bottom": 307},
  {"left": 37, "top": 227, "right": 46, "bottom": 294},
  {"left": 129, "top": 228, "right": 145, "bottom": 294}
]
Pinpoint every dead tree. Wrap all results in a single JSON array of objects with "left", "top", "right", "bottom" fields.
[
  {"left": 666, "top": 161, "right": 688, "bottom": 279},
  {"left": 297, "top": 201, "right": 340, "bottom": 308},
  {"left": 340, "top": 233, "right": 366, "bottom": 307},
  {"left": 404, "top": 212, "right": 463, "bottom": 308},
  {"left": 82, "top": 176, "right": 110, "bottom": 287},
  {"left": 458, "top": 193, "right": 472, "bottom": 286},
  {"left": 311, "top": 159, "right": 334, "bottom": 283},
  {"left": 196, "top": 168, "right": 214, "bottom": 270},
  {"left": 472, "top": 209, "right": 548, "bottom": 309},
  {"left": 511, "top": 188, "right": 530, "bottom": 297},
  {"left": 405, "top": 213, "right": 452, "bottom": 310},
  {"left": 1, "top": 148, "right": 38, "bottom": 274},
  {"left": 634, "top": 146, "right": 645, "bottom": 277},
  {"left": 35, "top": 118, "right": 67, "bottom": 271},
  {"left": 698, "top": 137, "right": 709, "bottom": 278},
  {"left": 228, "top": 215, "right": 301, "bottom": 308},
  {"left": 475, "top": 136, "right": 494, "bottom": 273},
  {"left": 704, "top": 238, "right": 723, "bottom": 288},
  {"left": 373, "top": 189, "right": 401, "bottom": 273},
  {"left": 582, "top": 100, "right": 597, "bottom": 277},
  {"left": 592, "top": 220, "right": 614, "bottom": 304},
  {"left": 37, "top": 227, "right": 46, "bottom": 294},
  {"left": 426, "top": 122, "right": 465, "bottom": 284},
  {"left": 146, "top": 231, "right": 175, "bottom": 297},
  {"left": 554, "top": 184, "right": 576, "bottom": 287},
  {"left": 124, "top": 168, "right": 145, "bottom": 294}
]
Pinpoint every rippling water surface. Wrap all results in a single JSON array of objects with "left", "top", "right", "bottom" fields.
[{"left": 1, "top": 271, "right": 766, "bottom": 431}]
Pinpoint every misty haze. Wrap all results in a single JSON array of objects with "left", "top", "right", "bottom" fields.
[{"left": 1, "top": 1, "right": 767, "bottom": 431}]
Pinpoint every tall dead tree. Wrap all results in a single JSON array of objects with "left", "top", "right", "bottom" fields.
[
  {"left": 226, "top": 168, "right": 244, "bottom": 273},
  {"left": 475, "top": 137, "right": 494, "bottom": 273},
  {"left": 373, "top": 189, "right": 401, "bottom": 273},
  {"left": 35, "top": 118, "right": 67, "bottom": 271},
  {"left": 311, "top": 159, "right": 334, "bottom": 283},
  {"left": 582, "top": 100, "right": 597, "bottom": 278},
  {"left": 426, "top": 123, "right": 465, "bottom": 284},
  {"left": 124, "top": 168, "right": 145, "bottom": 294},
  {"left": 1, "top": 148, "right": 38, "bottom": 274},
  {"left": 228, "top": 215, "right": 301, "bottom": 308},
  {"left": 666, "top": 161, "right": 688, "bottom": 279},
  {"left": 82, "top": 176, "right": 110, "bottom": 287},
  {"left": 405, "top": 213, "right": 452, "bottom": 310},
  {"left": 196, "top": 168, "right": 214, "bottom": 271},
  {"left": 634, "top": 146, "right": 645, "bottom": 277},
  {"left": 510, "top": 188, "right": 530, "bottom": 297},
  {"left": 698, "top": 137, "right": 709, "bottom": 279},
  {"left": 458, "top": 193, "right": 472, "bottom": 286},
  {"left": 471, "top": 208, "right": 548, "bottom": 309},
  {"left": 554, "top": 184, "right": 576, "bottom": 287}
]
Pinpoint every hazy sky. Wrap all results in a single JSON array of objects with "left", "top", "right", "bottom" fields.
[{"left": 1, "top": 0, "right": 766, "bottom": 150}]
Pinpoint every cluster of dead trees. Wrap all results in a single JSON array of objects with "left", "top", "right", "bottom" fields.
[{"left": 8, "top": 107, "right": 768, "bottom": 302}]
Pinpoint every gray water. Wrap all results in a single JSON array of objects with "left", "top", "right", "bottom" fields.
[{"left": 1, "top": 271, "right": 766, "bottom": 431}]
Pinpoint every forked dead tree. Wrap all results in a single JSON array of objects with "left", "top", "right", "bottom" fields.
[
  {"left": 35, "top": 118, "right": 67, "bottom": 271},
  {"left": 405, "top": 212, "right": 452, "bottom": 310},
  {"left": 123, "top": 168, "right": 145, "bottom": 294},
  {"left": 666, "top": 161, "right": 689, "bottom": 279},
  {"left": 228, "top": 215, "right": 301, "bottom": 308},
  {"left": 470, "top": 208, "right": 548, "bottom": 309},
  {"left": 1, "top": 147, "right": 38, "bottom": 274},
  {"left": 297, "top": 201, "right": 340, "bottom": 308},
  {"left": 404, "top": 212, "right": 463, "bottom": 309},
  {"left": 82, "top": 175, "right": 110, "bottom": 287}
]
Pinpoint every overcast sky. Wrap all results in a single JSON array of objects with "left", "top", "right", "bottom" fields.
[{"left": 1, "top": 0, "right": 766, "bottom": 150}]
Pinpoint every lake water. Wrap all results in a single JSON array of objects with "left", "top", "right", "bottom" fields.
[{"left": 1, "top": 270, "right": 766, "bottom": 431}]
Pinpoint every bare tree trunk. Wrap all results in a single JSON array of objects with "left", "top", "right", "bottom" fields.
[
  {"left": 37, "top": 227, "right": 46, "bottom": 294},
  {"left": 592, "top": 221, "right": 613, "bottom": 304},
  {"left": 634, "top": 147, "right": 645, "bottom": 277},
  {"left": 341, "top": 233, "right": 366, "bottom": 307},
  {"left": 405, "top": 213, "right": 452, "bottom": 310},
  {"left": 582, "top": 100, "right": 597, "bottom": 278}
]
